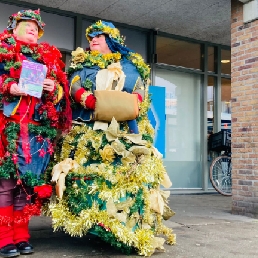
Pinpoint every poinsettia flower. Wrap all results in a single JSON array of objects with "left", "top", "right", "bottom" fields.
[
  {"left": 11, "top": 154, "right": 18, "bottom": 164},
  {"left": 47, "top": 147, "right": 54, "bottom": 155},
  {"left": 47, "top": 142, "right": 54, "bottom": 155},
  {"left": 36, "top": 135, "right": 44, "bottom": 143},
  {"left": 38, "top": 149, "right": 46, "bottom": 157},
  {"left": 16, "top": 179, "right": 22, "bottom": 185}
]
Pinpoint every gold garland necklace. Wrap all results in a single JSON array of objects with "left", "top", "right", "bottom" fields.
[{"left": 69, "top": 48, "right": 150, "bottom": 81}]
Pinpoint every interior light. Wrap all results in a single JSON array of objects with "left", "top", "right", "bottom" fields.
[{"left": 221, "top": 60, "right": 230, "bottom": 63}]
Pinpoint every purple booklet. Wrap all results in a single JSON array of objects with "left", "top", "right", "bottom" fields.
[{"left": 18, "top": 60, "right": 47, "bottom": 98}]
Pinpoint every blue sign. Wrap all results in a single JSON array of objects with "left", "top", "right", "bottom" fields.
[{"left": 148, "top": 86, "right": 166, "bottom": 157}]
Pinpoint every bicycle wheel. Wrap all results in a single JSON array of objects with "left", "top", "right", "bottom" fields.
[{"left": 210, "top": 155, "right": 232, "bottom": 196}]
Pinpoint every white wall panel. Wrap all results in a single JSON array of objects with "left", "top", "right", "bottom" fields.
[
  {"left": 38, "top": 11, "right": 74, "bottom": 50},
  {"left": 0, "top": 2, "right": 74, "bottom": 50}
]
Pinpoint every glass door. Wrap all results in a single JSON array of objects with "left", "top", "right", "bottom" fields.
[{"left": 155, "top": 68, "right": 201, "bottom": 189}]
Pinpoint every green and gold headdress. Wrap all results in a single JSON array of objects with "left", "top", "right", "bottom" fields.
[
  {"left": 86, "top": 20, "right": 124, "bottom": 45},
  {"left": 7, "top": 9, "right": 45, "bottom": 38}
]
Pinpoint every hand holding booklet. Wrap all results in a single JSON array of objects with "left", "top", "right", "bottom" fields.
[{"left": 18, "top": 60, "right": 47, "bottom": 98}]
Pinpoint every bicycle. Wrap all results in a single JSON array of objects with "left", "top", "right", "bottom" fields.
[{"left": 208, "top": 130, "right": 232, "bottom": 196}]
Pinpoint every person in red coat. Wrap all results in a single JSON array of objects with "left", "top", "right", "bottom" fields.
[{"left": 0, "top": 9, "right": 71, "bottom": 257}]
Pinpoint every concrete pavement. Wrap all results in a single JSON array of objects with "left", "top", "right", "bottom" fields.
[{"left": 27, "top": 194, "right": 258, "bottom": 258}]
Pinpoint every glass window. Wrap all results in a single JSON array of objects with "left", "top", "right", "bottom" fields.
[
  {"left": 221, "top": 78, "right": 231, "bottom": 131},
  {"left": 221, "top": 49, "right": 231, "bottom": 75},
  {"left": 206, "top": 77, "right": 231, "bottom": 133},
  {"left": 207, "top": 76, "right": 216, "bottom": 189},
  {"left": 39, "top": 11, "right": 74, "bottom": 50},
  {"left": 207, "top": 76, "right": 215, "bottom": 134},
  {"left": 155, "top": 68, "right": 201, "bottom": 188},
  {"left": 208, "top": 47, "right": 215, "bottom": 72},
  {"left": 156, "top": 36, "right": 201, "bottom": 70},
  {"left": 60, "top": 51, "right": 71, "bottom": 72}
]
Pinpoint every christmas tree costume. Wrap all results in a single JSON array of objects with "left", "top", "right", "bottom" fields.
[{"left": 47, "top": 21, "right": 175, "bottom": 256}]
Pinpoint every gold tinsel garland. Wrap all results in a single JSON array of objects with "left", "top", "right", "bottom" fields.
[
  {"left": 47, "top": 95, "right": 175, "bottom": 256},
  {"left": 47, "top": 199, "right": 176, "bottom": 257}
]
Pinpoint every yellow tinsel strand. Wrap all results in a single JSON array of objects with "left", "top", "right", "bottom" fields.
[{"left": 155, "top": 213, "right": 176, "bottom": 245}]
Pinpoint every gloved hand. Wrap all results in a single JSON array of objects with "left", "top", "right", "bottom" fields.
[
  {"left": 85, "top": 94, "right": 96, "bottom": 109},
  {"left": 74, "top": 88, "right": 96, "bottom": 109}
]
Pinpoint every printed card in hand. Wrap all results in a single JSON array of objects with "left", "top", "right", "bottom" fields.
[{"left": 18, "top": 60, "right": 47, "bottom": 98}]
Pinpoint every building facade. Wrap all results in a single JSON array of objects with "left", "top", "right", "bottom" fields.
[
  {"left": 231, "top": 0, "right": 258, "bottom": 218},
  {"left": 0, "top": 1, "right": 231, "bottom": 194}
]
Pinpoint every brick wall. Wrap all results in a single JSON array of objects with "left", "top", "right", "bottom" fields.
[{"left": 231, "top": 0, "right": 258, "bottom": 218}]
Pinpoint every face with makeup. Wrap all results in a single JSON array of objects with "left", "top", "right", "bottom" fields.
[
  {"left": 13, "top": 20, "right": 39, "bottom": 44},
  {"left": 89, "top": 34, "right": 112, "bottom": 54}
]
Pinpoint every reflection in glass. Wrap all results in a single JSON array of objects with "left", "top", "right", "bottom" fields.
[
  {"left": 221, "top": 78, "right": 231, "bottom": 131},
  {"left": 156, "top": 36, "right": 201, "bottom": 70},
  {"left": 221, "top": 49, "right": 231, "bottom": 75},
  {"left": 207, "top": 76, "right": 215, "bottom": 189},
  {"left": 207, "top": 77, "right": 231, "bottom": 133},
  {"left": 207, "top": 76, "right": 215, "bottom": 134},
  {"left": 155, "top": 68, "right": 201, "bottom": 188}
]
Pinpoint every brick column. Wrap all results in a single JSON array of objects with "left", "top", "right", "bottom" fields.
[{"left": 231, "top": 0, "right": 258, "bottom": 218}]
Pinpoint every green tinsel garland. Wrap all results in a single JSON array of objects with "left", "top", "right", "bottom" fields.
[
  {"left": 28, "top": 124, "right": 57, "bottom": 140},
  {"left": 62, "top": 172, "right": 146, "bottom": 221},
  {"left": 20, "top": 172, "right": 45, "bottom": 187},
  {"left": 0, "top": 122, "right": 57, "bottom": 182},
  {"left": 93, "top": 225, "right": 135, "bottom": 255},
  {"left": 129, "top": 188, "right": 144, "bottom": 215},
  {"left": 0, "top": 122, "right": 19, "bottom": 178}
]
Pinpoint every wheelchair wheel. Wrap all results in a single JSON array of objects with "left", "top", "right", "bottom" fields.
[{"left": 210, "top": 155, "right": 232, "bottom": 196}]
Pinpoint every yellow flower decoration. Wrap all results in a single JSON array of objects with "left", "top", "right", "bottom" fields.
[
  {"left": 68, "top": 51, "right": 122, "bottom": 75},
  {"left": 90, "top": 50, "right": 100, "bottom": 57},
  {"left": 99, "top": 145, "right": 115, "bottom": 163},
  {"left": 71, "top": 47, "right": 86, "bottom": 64}
]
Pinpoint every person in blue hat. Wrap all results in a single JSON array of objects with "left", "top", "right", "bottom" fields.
[
  {"left": 48, "top": 20, "right": 175, "bottom": 256},
  {"left": 0, "top": 9, "right": 71, "bottom": 257},
  {"left": 69, "top": 20, "right": 147, "bottom": 133}
]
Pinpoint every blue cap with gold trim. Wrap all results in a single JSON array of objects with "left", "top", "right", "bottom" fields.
[{"left": 86, "top": 20, "right": 124, "bottom": 45}]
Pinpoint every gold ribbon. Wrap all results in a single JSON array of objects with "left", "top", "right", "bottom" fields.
[
  {"left": 106, "top": 118, "right": 146, "bottom": 145},
  {"left": 102, "top": 118, "right": 151, "bottom": 165},
  {"left": 51, "top": 158, "right": 80, "bottom": 199},
  {"left": 149, "top": 188, "right": 175, "bottom": 220},
  {"left": 95, "top": 62, "right": 125, "bottom": 91},
  {"left": 106, "top": 198, "right": 140, "bottom": 229}
]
